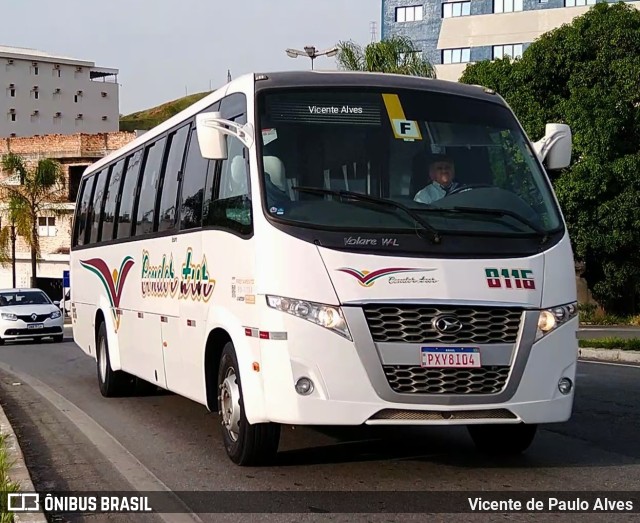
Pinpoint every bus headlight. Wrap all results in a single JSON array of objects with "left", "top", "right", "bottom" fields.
[
  {"left": 536, "top": 302, "right": 577, "bottom": 340},
  {"left": 266, "top": 295, "right": 352, "bottom": 340}
]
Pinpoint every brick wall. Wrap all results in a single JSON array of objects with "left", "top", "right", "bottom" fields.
[
  {"left": 0, "top": 131, "right": 135, "bottom": 161},
  {"left": 0, "top": 132, "right": 136, "bottom": 286}
]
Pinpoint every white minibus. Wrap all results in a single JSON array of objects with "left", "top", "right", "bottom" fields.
[{"left": 70, "top": 71, "right": 577, "bottom": 465}]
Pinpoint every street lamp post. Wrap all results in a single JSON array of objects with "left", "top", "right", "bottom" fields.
[{"left": 285, "top": 45, "right": 339, "bottom": 70}]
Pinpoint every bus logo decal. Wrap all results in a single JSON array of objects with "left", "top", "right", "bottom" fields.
[
  {"left": 80, "top": 256, "right": 135, "bottom": 331},
  {"left": 337, "top": 267, "right": 434, "bottom": 287}
]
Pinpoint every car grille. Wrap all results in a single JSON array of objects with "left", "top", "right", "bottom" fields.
[
  {"left": 16, "top": 313, "right": 51, "bottom": 323},
  {"left": 363, "top": 305, "right": 522, "bottom": 344},
  {"left": 383, "top": 365, "right": 510, "bottom": 394}
]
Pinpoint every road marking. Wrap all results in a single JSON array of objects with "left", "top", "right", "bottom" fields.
[
  {"left": 579, "top": 360, "right": 640, "bottom": 369},
  {"left": 0, "top": 362, "right": 203, "bottom": 523}
]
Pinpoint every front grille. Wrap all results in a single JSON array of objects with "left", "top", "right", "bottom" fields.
[
  {"left": 370, "top": 408, "right": 517, "bottom": 421},
  {"left": 17, "top": 313, "right": 50, "bottom": 323},
  {"left": 383, "top": 365, "right": 510, "bottom": 394},
  {"left": 363, "top": 305, "right": 522, "bottom": 344}
]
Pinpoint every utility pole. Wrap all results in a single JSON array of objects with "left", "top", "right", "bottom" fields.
[
  {"left": 370, "top": 21, "right": 378, "bottom": 43},
  {"left": 10, "top": 222, "right": 16, "bottom": 288}
]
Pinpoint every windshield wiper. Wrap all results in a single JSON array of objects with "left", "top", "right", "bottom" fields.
[
  {"left": 421, "top": 205, "right": 549, "bottom": 244},
  {"left": 291, "top": 186, "right": 442, "bottom": 244}
]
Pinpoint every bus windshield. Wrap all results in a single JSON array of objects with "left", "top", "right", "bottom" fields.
[{"left": 257, "top": 88, "right": 562, "bottom": 238}]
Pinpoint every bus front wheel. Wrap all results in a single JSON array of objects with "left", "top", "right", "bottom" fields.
[
  {"left": 468, "top": 423, "right": 537, "bottom": 455},
  {"left": 217, "top": 341, "right": 280, "bottom": 465},
  {"left": 96, "top": 322, "right": 135, "bottom": 397}
]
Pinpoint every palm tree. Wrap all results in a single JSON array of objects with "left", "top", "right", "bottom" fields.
[
  {"left": 0, "top": 153, "right": 66, "bottom": 288},
  {"left": 336, "top": 35, "right": 436, "bottom": 78}
]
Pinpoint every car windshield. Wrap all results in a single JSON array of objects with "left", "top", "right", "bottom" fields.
[
  {"left": 0, "top": 291, "right": 51, "bottom": 306},
  {"left": 257, "top": 88, "right": 562, "bottom": 238}
]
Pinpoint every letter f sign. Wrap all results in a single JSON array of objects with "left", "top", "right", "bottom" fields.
[{"left": 392, "top": 119, "right": 421, "bottom": 140}]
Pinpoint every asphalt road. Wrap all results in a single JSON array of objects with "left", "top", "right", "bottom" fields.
[{"left": 0, "top": 329, "right": 639, "bottom": 522}]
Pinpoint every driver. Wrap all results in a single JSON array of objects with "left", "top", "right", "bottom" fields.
[{"left": 414, "top": 155, "right": 459, "bottom": 204}]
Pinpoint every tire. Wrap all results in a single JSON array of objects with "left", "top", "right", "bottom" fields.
[
  {"left": 0, "top": 338, "right": 4, "bottom": 346},
  {"left": 468, "top": 423, "right": 537, "bottom": 456},
  {"left": 52, "top": 334, "right": 64, "bottom": 343},
  {"left": 96, "top": 322, "right": 135, "bottom": 397},
  {"left": 218, "top": 341, "right": 280, "bottom": 465}
]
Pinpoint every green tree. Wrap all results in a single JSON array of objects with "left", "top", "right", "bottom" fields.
[
  {"left": 336, "top": 35, "right": 436, "bottom": 78},
  {"left": 0, "top": 153, "right": 66, "bottom": 288},
  {"left": 460, "top": 3, "right": 640, "bottom": 314}
]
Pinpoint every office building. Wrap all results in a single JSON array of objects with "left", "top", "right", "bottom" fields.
[
  {"left": 0, "top": 45, "right": 119, "bottom": 138},
  {"left": 382, "top": 0, "right": 638, "bottom": 81}
]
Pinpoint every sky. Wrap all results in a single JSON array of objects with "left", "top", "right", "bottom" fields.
[{"left": 2, "top": 0, "right": 380, "bottom": 115}]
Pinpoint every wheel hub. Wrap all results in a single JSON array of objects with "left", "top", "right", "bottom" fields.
[
  {"left": 220, "top": 369, "right": 241, "bottom": 442},
  {"left": 99, "top": 339, "right": 107, "bottom": 382}
]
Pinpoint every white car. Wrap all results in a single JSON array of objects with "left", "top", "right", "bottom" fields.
[{"left": 0, "top": 288, "right": 64, "bottom": 345}]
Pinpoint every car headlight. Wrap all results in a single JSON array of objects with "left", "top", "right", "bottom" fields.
[
  {"left": 1, "top": 313, "right": 17, "bottom": 321},
  {"left": 50, "top": 310, "right": 61, "bottom": 319},
  {"left": 536, "top": 302, "right": 578, "bottom": 340},
  {"left": 266, "top": 295, "right": 352, "bottom": 340}
]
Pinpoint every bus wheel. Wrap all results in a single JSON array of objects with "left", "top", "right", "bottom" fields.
[
  {"left": 217, "top": 341, "right": 280, "bottom": 465},
  {"left": 96, "top": 322, "right": 134, "bottom": 397},
  {"left": 468, "top": 423, "right": 537, "bottom": 455}
]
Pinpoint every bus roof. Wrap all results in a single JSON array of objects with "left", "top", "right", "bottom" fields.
[{"left": 83, "top": 70, "right": 503, "bottom": 178}]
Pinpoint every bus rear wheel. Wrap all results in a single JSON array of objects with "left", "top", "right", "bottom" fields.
[
  {"left": 217, "top": 341, "right": 280, "bottom": 465},
  {"left": 468, "top": 423, "right": 537, "bottom": 455},
  {"left": 96, "top": 322, "right": 135, "bottom": 397}
]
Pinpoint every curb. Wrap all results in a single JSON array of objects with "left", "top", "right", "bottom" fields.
[
  {"left": 579, "top": 348, "right": 640, "bottom": 364},
  {"left": 0, "top": 399, "right": 47, "bottom": 522}
]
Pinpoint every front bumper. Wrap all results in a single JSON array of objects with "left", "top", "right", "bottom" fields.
[
  {"left": 0, "top": 319, "right": 64, "bottom": 340},
  {"left": 255, "top": 307, "right": 578, "bottom": 426}
]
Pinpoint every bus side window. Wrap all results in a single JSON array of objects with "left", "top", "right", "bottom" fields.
[
  {"left": 73, "top": 174, "right": 96, "bottom": 247},
  {"left": 88, "top": 169, "right": 109, "bottom": 244},
  {"left": 101, "top": 159, "right": 125, "bottom": 242},
  {"left": 158, "top": 125, "right": 190, "bottom": 233},
  {"left": 115, "top": 150, "right": 143, "bottom": 240},
  {"left": 179, "top": 128, "right": 212, "bottom": 230},
  {"left": 135, "top": 137, "right": 167, "bottom": 237}
]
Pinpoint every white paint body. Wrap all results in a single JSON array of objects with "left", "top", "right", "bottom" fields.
[{"left": 70, "top": 73, "right": 578, "bottom": 427}]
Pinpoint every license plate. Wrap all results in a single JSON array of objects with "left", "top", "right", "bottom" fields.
[
  {"left": 421, "top": 347, "right": 481, "bottom": 368},
  {"left": 27, "top": 323, "right": 44, "bottom": 330}
]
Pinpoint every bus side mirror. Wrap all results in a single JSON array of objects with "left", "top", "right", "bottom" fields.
[
  {"left": 196, "top": 112, "right": 228, "bottom": 160},
  {"left": 533, "top": 123, "right": 572, "bottom": 171}
]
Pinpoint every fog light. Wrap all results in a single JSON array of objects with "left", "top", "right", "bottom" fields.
[
  {"left": 295, "top": 377, "right": 314, "bottom": 396},
  {"left": 558, "top": 377, "right": 573, "bottom": 395}
]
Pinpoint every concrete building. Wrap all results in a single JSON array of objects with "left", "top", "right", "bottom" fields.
[
  {"left": 0, "top": 132, "right": 136, "bottom": 295},
  {"left": 381, "top": 0, "right": 639, "bottom": 81},
  {"left": 0, "top": 45, "right": 119, "bottom": 138}
]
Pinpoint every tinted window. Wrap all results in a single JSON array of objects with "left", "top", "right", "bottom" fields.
[
  {"left": 179, "top": 128, "right": 212, "bottom": 230},
  {"left": 135, "top": 138, "right": 167, "bottom": 236},
  {"left": 88, "top": 169, "right": 108, "bottom": 244},
  {"left": 73, "top": 175, "right": 95, "bottom": 247},
  {"left": 158, "top": 125, "right": 189, "bottom": 232},
  {"left": 116, "top": 150, "right": 143, "bottom": 239},
  {"left": 0, "top": 291, "right": 50, "bottom": 306},
  {"left": 101, "top": 159, "right": 125, "bottom": 242},
  {"left": 205, "top": 136, "right": 251, "bottom": 235}
]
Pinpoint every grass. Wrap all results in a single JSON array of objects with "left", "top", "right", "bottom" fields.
[
  {"left": 119, "top": 91, "right": 211, "bottom": 132},
  {"left": 0, "top": 433, "right": 20, "bottom": 522},
  {"left": 578, "top": 303, "right": 640, "bottom": 326},
  {"left": 579, "top": 337, "right": 640, "bottom": 351}
]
